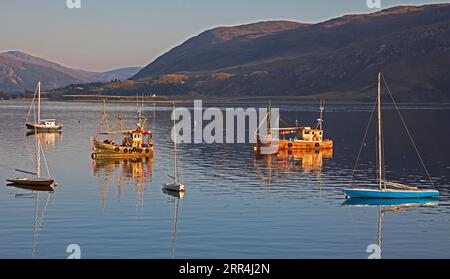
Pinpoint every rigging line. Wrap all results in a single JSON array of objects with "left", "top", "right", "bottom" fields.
[
  {"left": 280, "top": 114, "right": 296, "bottom": 124},
  {"left": 381, "top": 73, "right": 436, "bottom": 189},
  {"left": 25, "top": 84, "right": 38, "bottom": 124},
  {"left": 279, "top": 116, "right": 291, "bottom": 126},
  {"left": 39, "top": 143, "right": 51, "bottom": 178},
  {"left": 349, "top": 98, "right": 378, "bottom": 187},
  {"left": 255, "top": 111, "right": 269, "bottom": 137},
  {"left": 382, "top": 123, "right": 386, "bottom": 184}
]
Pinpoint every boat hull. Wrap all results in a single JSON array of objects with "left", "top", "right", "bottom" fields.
[
  {"left": 6, "top": 178, "right": 54, "bottom": 187},
  {"left": 342, "top": 198, "right": 439, "bottom": 207},
  {"left": 163, "top": 183, "right": 185, "bottom": 192},
  {"left": 279, "top": 139, "right": 333, "bottom": 151},
  {"left": 92, "top": 140, "right": 153, "bottom": 158},
  {"left": 343, "top": 188, "right": 440, "bottom": 199},
  {"left": 26, "top": 123, "right": 62, "bottom": 132},
  {"left": 255, "top": 139, "right": 333, "bottom": 154},
  {"left": 7, "top": 183, "right": 54, "bottom": 192}
]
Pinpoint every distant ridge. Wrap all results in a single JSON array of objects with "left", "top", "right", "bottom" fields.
[
  {"left": 127, "top": 4, "right": 450, "bottom": 102},
  {"left": 0, "top": 51, "right": 141, "bottom": 92}
]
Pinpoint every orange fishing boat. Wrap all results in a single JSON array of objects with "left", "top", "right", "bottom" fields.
[
  {"left": 91, "top": 99, "right": 154, "bottom": 159},
  {"left": 254, "top": 101, "right": 333, "bottom": 154}
]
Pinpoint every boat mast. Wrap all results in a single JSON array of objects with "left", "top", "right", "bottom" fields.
[
  {"left": 319, "top": 100, "right": 324, "bottom": 131},
  {"left": 268, "top": 100, "right": 272, "bottom": 133},
  {"left": 137, "top": 94, "right": 141, "bottom": 126},
  {"left": 377, "top": 73, "right": 384, "bottom": 190},
  {"left": 173, "top": 103, "right": 178, "bottom": 184},
  {"left": 37, "top": 82, "right": 41, "bottom": 123}
]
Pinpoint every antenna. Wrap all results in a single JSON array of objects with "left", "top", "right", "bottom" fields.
[{"left": 319, "top": 100, "right": 324, "bottom": 131}]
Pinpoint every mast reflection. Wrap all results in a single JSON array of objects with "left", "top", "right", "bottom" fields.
[
  {"left": 254, "top": 149, "right": 333, "bottom": 184},
  {"left": 92, "top": 157, "right": 153, "bottom": 213},
  {"left": 163, "top": 188, "right": 185, "bottom": 259},
  {"left": 343, "top": 198, "right": 439, "bottom": 259}
]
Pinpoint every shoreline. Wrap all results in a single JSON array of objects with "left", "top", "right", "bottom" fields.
[{"left": 2, "top": 95, "right": 450, "bottom": 106}]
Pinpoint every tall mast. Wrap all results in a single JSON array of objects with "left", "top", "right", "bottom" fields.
[
  {"left": 377, "top": 73, "right": 383, "bottom": 190},
  {"left": 173, "top": 102, "right": 178, "bottom": 183},
  {"left": 153, "top": 102, "right": 156, "bottom": 130},
  {"left": 37, "top": 82, "right": 41, "bottom": 123},
  {"left": 319, "top": 100, "right": 324, "bottom": 131},
  {"left": 137, "top": 94, "right": 141, "bottom": 124},
  {"left": 268, "top": 100, "right": 272, "bottom": 133}
]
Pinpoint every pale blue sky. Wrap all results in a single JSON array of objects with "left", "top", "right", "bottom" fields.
[{"left": 0, "top": 0, "right": 447, "bottom": 71}]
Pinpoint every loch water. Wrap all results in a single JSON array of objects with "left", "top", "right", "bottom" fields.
[{"left": 0, "top": 101, "right": 449, "bottom": 259}]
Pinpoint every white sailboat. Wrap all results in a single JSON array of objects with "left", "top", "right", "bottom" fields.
[
  {"left": 343, "top": 73, "right": 439, "bottom": 199},
  {"left": 163, "top": 103, "right": 185, "bottom": 193},
  {"left": 25, "top": 82, "right": 63, "bottom": 132},
  {"left": 7, "top": 131, "right": 55, "bottom": 187}
]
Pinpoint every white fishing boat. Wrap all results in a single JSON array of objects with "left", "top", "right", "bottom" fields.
[
  {"left": 343, "top": 73, "right": 439, "bottom": 199},
  {"left": 163, "top": 103, "right": 185, "bottom": 193},
  {"left": 25, "top": 82, "right": 63, "bottom": 132}
]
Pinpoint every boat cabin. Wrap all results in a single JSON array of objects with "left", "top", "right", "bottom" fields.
[
  {"left": 39, "top": 119, "right": 59, "bottom": 128},
  {"left": 121, "top": 127, "right": 152, "bottom": 149},
  {"left": 279, "top": 127, "right": 324, "bottom": 142}
]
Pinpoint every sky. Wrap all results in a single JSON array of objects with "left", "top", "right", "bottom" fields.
[{"left": 0, "top": 0, "right": 448, "bottom": 72}]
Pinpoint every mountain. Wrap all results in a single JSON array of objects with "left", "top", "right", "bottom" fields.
[
  {"left": 133, "top": 21, "right": 306, "bottom": 78},
  {"left": 131, "top": 4, "right": 450, "bottom": 102},
  {"left": 91, "top": 67, "right": 141, "bottom": 82},
  {"left": 0, "top": 51, "right": 140, "bottom": 92}
]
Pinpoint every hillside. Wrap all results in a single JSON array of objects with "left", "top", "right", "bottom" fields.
[
  {"left": 0, "top": 51, "right": 140, "bottom": 92},
  {"left": 128, "top": 4, "right": 450, "bottom": 102}
]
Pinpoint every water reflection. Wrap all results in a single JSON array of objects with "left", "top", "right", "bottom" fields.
[
  {"left": 343, "top": 198, "right": 439, "bottom": 259},
  {"left": 26, "top": 131, "right": 62, "bottom": 147},
  {"left": 253, "top": 149, "right": 333, "bottom": 184},
  {"left": 7, "top": 183, "right": 54, "bottom": 259},
  {"left": 163, "top": 189, "right": 184, "bottom": 259},
  {"left": 92, "top": 157, "right": 153, "bottom": 212}
]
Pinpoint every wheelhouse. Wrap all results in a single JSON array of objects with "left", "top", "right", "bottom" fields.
[{"left": 279, "top": 127, "right": 324, "bottom": 142}]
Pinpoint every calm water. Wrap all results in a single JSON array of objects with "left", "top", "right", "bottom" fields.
[{"left": 0, "top": 100, "right": 449, "bottom": 259}]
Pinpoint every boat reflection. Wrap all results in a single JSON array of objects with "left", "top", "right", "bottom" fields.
[
  {"left": 92, "top": 157, "right": 153, "bottom": 212},
  {"left": 26, "top": 131, "right": 62, "bottom": 146},
  {"left": 343, "top": 198, "right": 439, "bottom": 259},
  {"left": 7, "top": 183, "right": 54, "bottom": 259},
  {"left": 254, "top": 149, "right": 333, "bottom": 183},
  {"left": 163, "top": 188, "right": 184, "bottom": 259}
]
